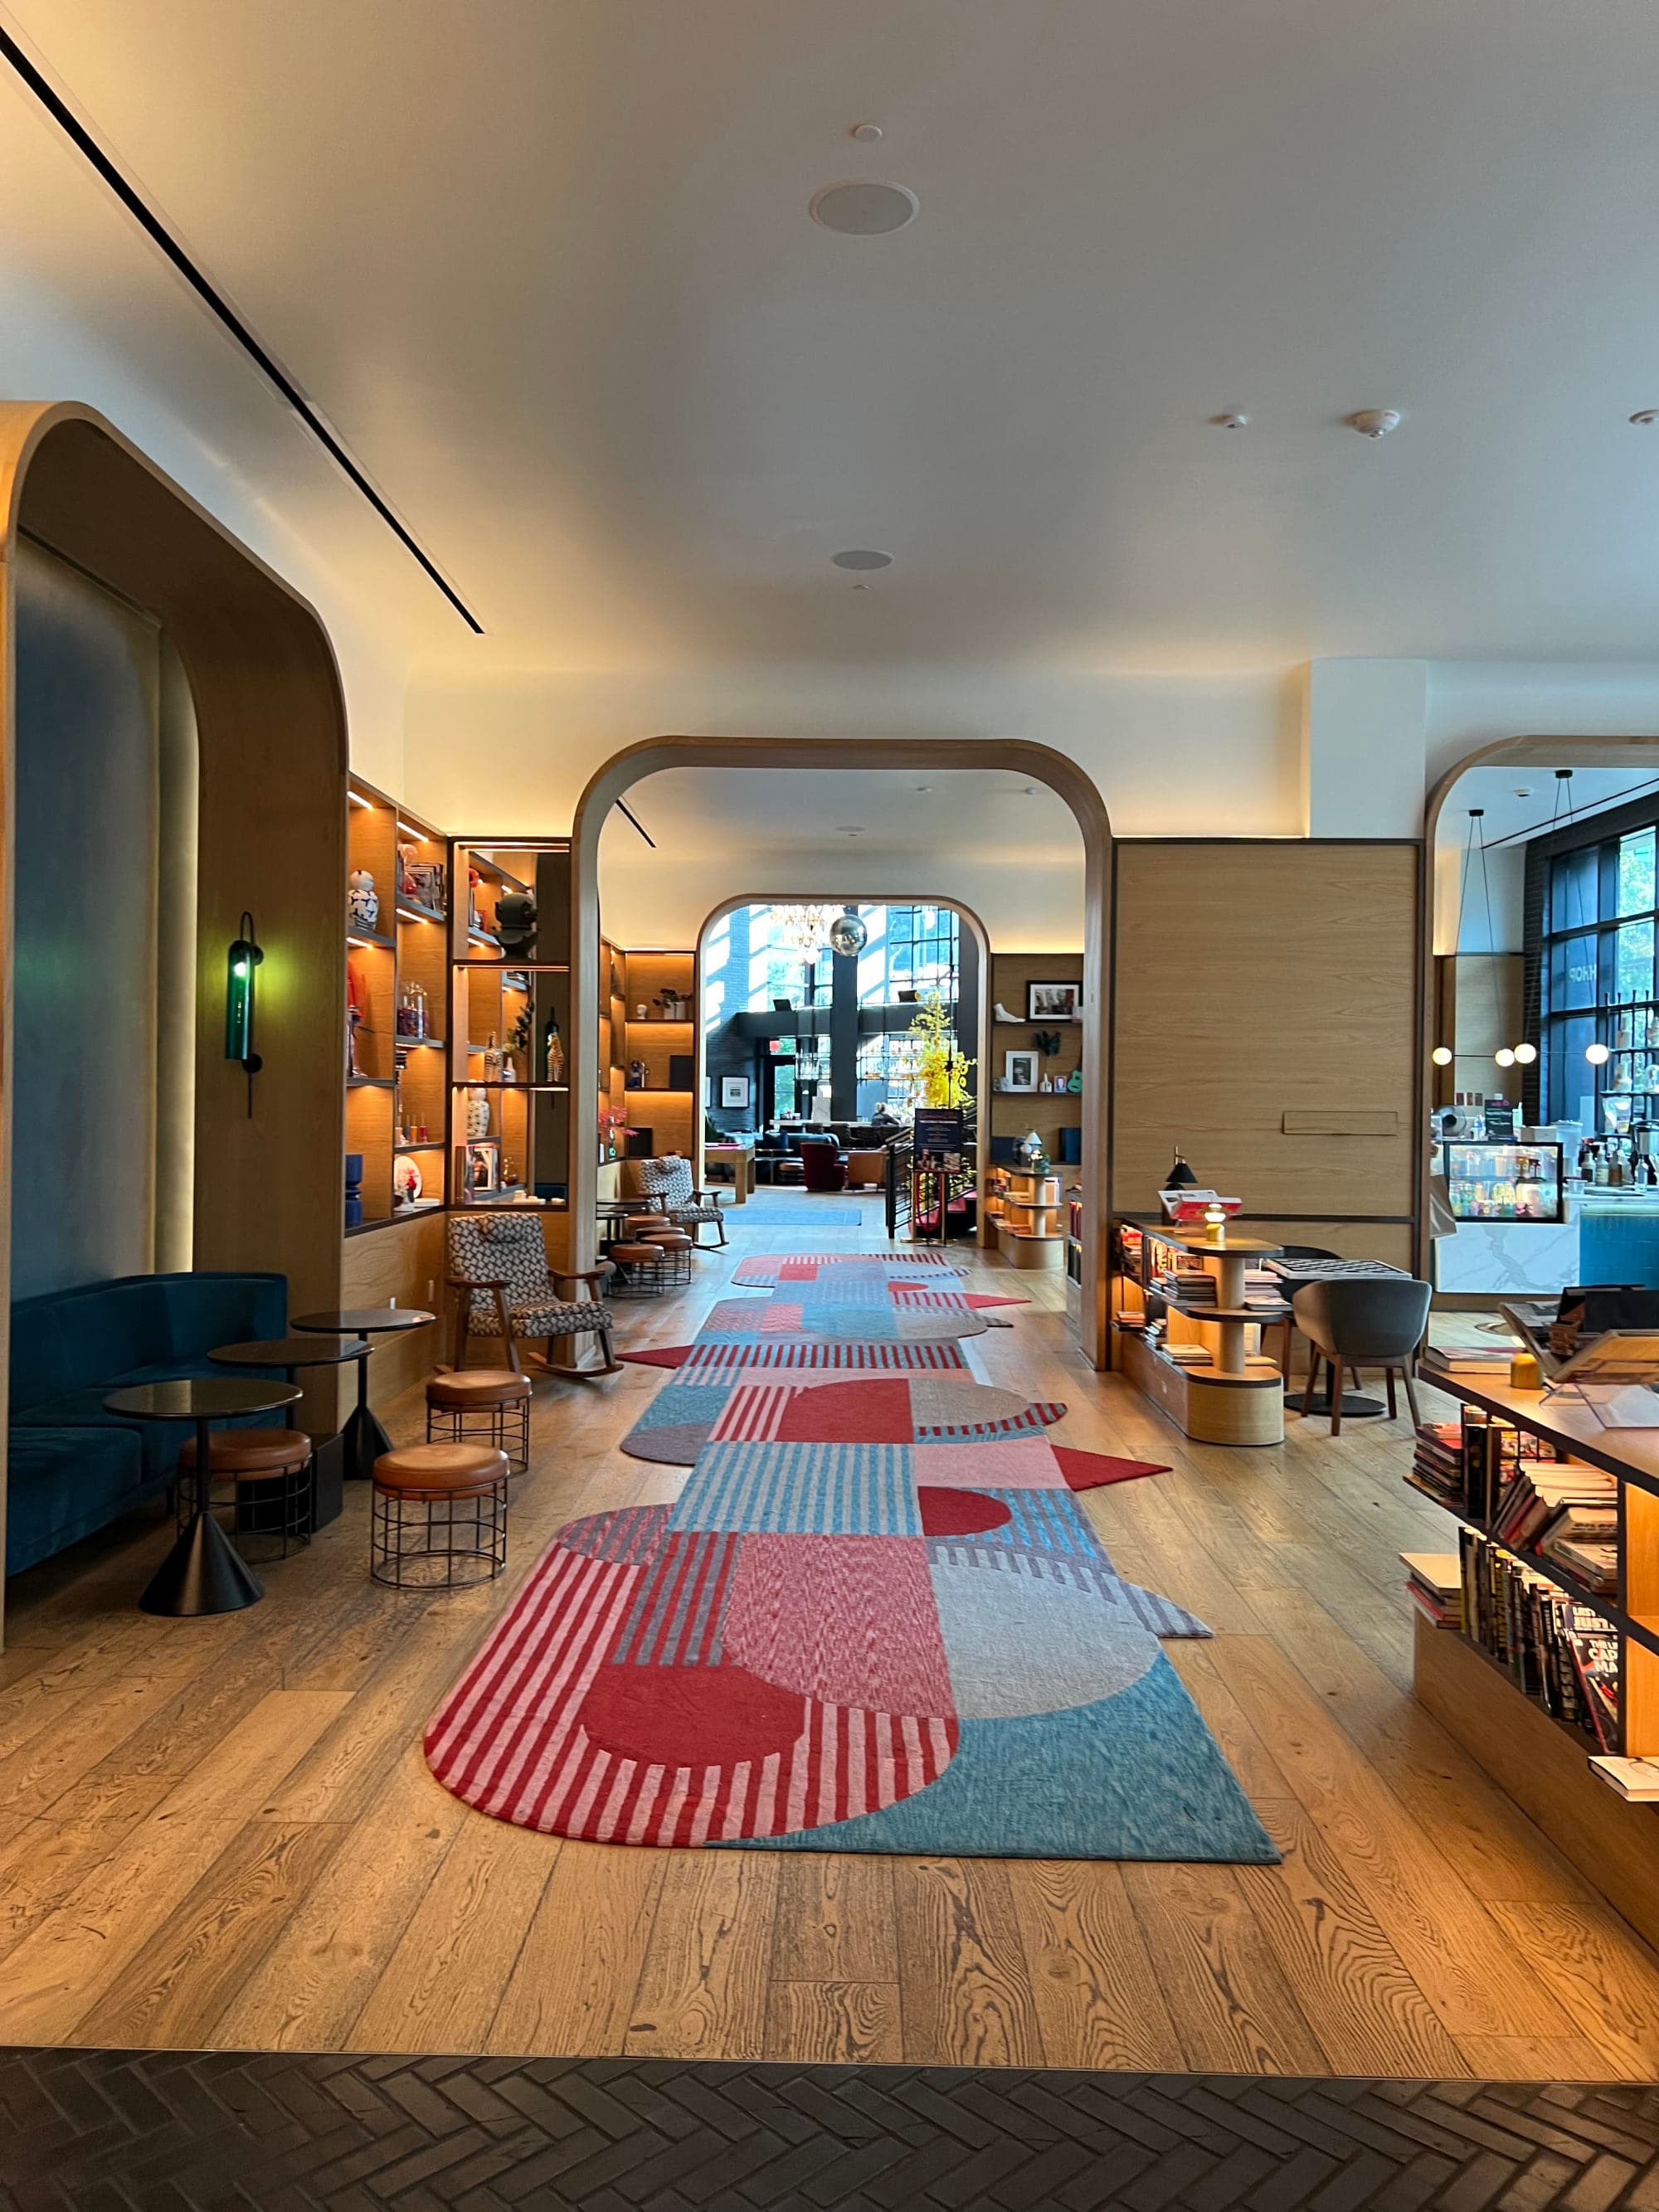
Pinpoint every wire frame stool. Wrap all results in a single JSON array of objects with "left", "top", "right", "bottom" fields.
[
  {"left": 641, "top": 1232, "right": 694, "bottom": 1286},
  {"left": 182, "top": 1433, "right": 313, "bottom": 1563},
  {"left": 426, "top": 1389, "right": 531, "bottom": 1474},
  {"left": 371, "top": 1447, "right": 509, "bottom": 1589}
]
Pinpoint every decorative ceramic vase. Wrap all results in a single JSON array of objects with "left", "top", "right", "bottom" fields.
[
  {"left": 466, "top": 1087, "right": 491, "bottom": 1140},
  {"left": 347, "top": 869, "right": 379, "bottom": 931},
  {"left": 343, "top": 1152, "right": 363, "bottom": 1229}
]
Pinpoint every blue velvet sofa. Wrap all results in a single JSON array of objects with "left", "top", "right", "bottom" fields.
[{"left": 7, "top": 1271, "right": 287, "bottom": 1577}]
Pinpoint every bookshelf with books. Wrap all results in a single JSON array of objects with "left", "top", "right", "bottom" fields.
[{"left": 1407, "top": 1368, "right": 1659, "bottom": 1950}]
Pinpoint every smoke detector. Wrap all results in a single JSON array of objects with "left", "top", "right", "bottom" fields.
[
  {"left": 1632, "top": 409, "right": 1659, "bottom": 426},
  {"left": 1347, "top": 408, "right": 1403, "bottom": 440},
  {"left": 1210, "top": 412, "right": 1250, "bottom": 430}
]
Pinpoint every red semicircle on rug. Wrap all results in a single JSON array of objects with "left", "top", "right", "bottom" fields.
[
  {"left": 1054, "top": 1446, "right": 1171, "bottom": 1490},
  {"left": 577, "top": 1661, "right": 808, "bottom": 1769},
  {"left": 917, "top": 1488, "right": 1014, "bottom": 1536}
]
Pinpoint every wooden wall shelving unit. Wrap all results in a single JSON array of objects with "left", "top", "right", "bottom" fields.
[
  {"left": 346, "top": 775, "right": 448, "bottom": 1234},
  {"left": 450, "top": 842, "right": 572, "bottom": 1213},
  {"left": 606, "top": 946, "right": 697, "bottom": 1164},
  {"left": 990, "top": 951, "right": 1084, "bottom": 1163}
]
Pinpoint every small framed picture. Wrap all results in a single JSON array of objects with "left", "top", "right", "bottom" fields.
[
  {"left": 1027, "top": 980, "right": 1081, "bottom": 1022},
  {"left": 720, "top": 1075, "right": 752, "bottom": 1109},
  {"left": 1003, "top": 1049, "right": 1039, "bottom": 1093},
  {"left": 466, "top": 1141, "right": 499, "bottom": 1194}
]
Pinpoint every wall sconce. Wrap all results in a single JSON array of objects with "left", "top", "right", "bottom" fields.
[{"left": 226, "top": 911, "right": 264, "bottom": 1115}]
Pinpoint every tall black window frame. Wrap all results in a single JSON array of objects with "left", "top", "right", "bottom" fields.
[{"left": 1525, "top": 792, "right": 1659, "bottom": 1130}]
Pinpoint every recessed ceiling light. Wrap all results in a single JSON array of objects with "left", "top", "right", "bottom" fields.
[
  {"left": 833, "top": 549, "right": 893, "bottom": 571},
  {"left": 849, "top": 121, "right": 883, "bottom": 143},
  {"left": 850, "top": 581, "right": 871, "bottom": 591},
  {"left": 837, "top": 824, "right": 865, "bottom": 836},
  {"left": 810, "top": 180, "right": 919, "bottom": 236},
  {"left": 915, "top": 784, "right": 933, "bottom": 793}
]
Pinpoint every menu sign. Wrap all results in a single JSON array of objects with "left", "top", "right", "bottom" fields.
[
  {"left": 1484, "top": 1101, "right": 1516, "bottom": 1140},
  {"left": 912, "top": 1108, "right": 966, "bottom": 1157}
]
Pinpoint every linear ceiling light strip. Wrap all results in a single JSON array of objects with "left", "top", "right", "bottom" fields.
[{"left": 0, "top": 26, "right": 483, "bottom": 632}]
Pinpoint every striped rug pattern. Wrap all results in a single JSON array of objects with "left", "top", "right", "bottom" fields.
[{"left": 425, "top": 1241, "right": 1276, "bottom": 1859}]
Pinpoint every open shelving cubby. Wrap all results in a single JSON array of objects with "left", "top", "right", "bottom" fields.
[
  {"left": 346, "top": 774, "right": 450, "bottom": 1233},
  {"left": 449, "top": 839, "right": 572, "bottom": 1213}
]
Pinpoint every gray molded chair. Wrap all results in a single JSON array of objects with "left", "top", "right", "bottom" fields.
[{"left": 1291, "top": 1276, "right": 1433, "bottom": 1435}]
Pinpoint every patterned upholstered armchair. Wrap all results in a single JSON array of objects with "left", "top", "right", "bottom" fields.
[
  {"left": 446, "top": 1212, "right": 618, "bottom": 1374},
  {"left": 631, "top": 1155, "right": 728, "bottom": 1247}
]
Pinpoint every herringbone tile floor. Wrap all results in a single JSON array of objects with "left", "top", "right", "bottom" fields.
[{"left": 2, "top": 2048, "right": 1657, "bottom": 2211}]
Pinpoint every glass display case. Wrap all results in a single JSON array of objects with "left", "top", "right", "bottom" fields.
[{"left": 1443, "top": 1140, "right": 1564, "bottom": 1223}]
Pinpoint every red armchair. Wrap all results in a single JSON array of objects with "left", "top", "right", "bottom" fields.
[{"left": 800, "top": 1137, "right": 849, "bottom": 1193}]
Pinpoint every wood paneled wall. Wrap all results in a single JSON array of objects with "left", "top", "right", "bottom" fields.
[{"left": 1112, "top": 842, "right": 1421, "bottom": 1250}]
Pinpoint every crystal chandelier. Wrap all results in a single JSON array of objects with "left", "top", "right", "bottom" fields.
[{"left": 771, "top": 903, "right": 839, "bottom": 957}]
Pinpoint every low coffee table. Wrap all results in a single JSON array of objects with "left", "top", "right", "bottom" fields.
[
  {"left": 209, "top": 1334, "right": 369, "bottom": 1527},
  {"left": 291, "top": 1308, "right": 435, "bottom": 1482},
  {"left": 105, "top": 1377, "right": 302, "bottom": 1616}
]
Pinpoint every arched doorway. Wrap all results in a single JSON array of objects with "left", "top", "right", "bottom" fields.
[{"left": 568, "top": 737, "right": 1112, "bottom": 1364}]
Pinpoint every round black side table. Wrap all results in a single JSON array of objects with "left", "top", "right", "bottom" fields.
[
  {"left": 105, "top": 1378, "right": 302, "bottom": 1617},
  {"left": 291, "top": 1309, "right": 435, "bottom": 1483},
  {"left": 209, "top": 1334, "right": 370, "bottom": 1528}
]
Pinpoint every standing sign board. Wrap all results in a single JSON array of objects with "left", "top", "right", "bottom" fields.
[{"left": 912, "top": 1107, "right": 966, "bottom": 1157}]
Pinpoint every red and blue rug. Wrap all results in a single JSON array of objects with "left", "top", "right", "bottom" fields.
[{"left": 426, "top": 1252, "right": 1277, "bottom": 1862}]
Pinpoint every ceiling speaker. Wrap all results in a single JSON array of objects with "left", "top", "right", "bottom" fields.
[{"left": 810, "top": 181, "right": 919, "bottom": 236}]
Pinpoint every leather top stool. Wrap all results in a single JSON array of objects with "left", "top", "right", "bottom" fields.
[
  {"left": 179, "top": 1426, "right": 313, "bottom": 1562},
  {"left": 426, "top": 1367, "right": 532, "bottom": 1473},
  {"left": 371, "top": 1441, "right": 509, "bottom": 1587}
]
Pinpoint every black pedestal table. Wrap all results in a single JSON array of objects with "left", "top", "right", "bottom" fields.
[
  {"left": 290, "top": 1309, "right": 435, "bottom": 1482},
  {"left": 1266, "top": 1256, "right": 1413, "bottom": 1420},
  {"left": 105, "top": 1378, "right": 302, "bottom": 1616},
  {"left": 208, "top": 1334, "right": 370, "bottom": 1528}
]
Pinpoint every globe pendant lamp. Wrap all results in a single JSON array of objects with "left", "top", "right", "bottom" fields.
[{"left": 827, "top": 906, "right": 868, "bottom": 958}]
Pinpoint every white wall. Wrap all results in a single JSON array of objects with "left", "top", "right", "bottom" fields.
[{"left": 403, "top": 661, "right": 1303, "bottom": 840}]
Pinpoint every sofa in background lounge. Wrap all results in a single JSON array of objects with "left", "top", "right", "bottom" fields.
[{"left": 7, "top": 1270, "right": 290, "bottom": 1577}]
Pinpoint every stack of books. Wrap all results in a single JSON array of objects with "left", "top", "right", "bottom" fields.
[
  {"left": 1490, "top": 1461, "right": 1618, "bottom": 1595},
  {"left": 1155, "top": 1269, "right": 1214, "bottom": 1305},
  {"left": 1401, "top": 1551, "right": 1462, "bottom": 1629},
  {"left": 1420, "top": 1339, "right": 1515, "bottom": 1383},
  {"left": 1411, "top": 1421, "right": 1467, "bottom": 1508},
  {"left": 1459, "top": 1527, "right": 1618, "bottom": 1748}
]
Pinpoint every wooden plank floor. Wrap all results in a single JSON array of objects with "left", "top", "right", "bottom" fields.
[{"left": 3, "top": 1196, "right": 1659, "bottom": 2077}]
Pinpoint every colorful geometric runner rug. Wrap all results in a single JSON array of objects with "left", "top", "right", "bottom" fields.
[{"left": 426, "top": 1250, "right": 1278, "bottom": 1863}]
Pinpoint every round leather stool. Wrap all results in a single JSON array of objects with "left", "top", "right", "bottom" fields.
[
  {"left": 179, "top": 1427, "right": 313, "bottom": 1561},
  {"left": 371, "top": 1441, "right": 509, "bottom": 1587},
  {"left": 641, "top": 1228, "right": 694, "bottom": 1285},
  {"left": 425, "top": 1367, "right": 532, "bottom": 1472},
  {"left": 608, "top": 1239, "right": 669, "bottom": 1296},
  {"left": 625, "top": 1213, "right": 672, "bottom": 1237}
]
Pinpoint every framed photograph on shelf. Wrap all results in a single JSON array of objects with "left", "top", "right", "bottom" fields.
[
  {"left": 720, "top": 1075, "right": 752, "bottom": 1109},
  {"left": 1027, "top": 980, "right": 1081, "bottom": 1023},
  {"left": 465, "top": 1141, "right": 500, "bottom": 1195},
  {"left": 1003, "top": 1049, "right": 1039, "bottom": 1093}
]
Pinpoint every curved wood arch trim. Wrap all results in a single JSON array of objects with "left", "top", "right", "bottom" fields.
[
  {"left": 689, "top": 887, "right": 995, "bottom": 1246},
  {"left": 569, "top": 737, "right": 1110, "bottom": 1364},
  {"left": 1418, "top": 732, "right": 1659, "bottom": 1275},
  {"left": 0, "top": 403, "right": 350, "bottom": 1597}
]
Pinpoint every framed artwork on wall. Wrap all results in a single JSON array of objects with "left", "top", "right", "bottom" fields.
[
  {"left": 1003, "top": 1050, "right": 1039, "bottom": 1093},
  {"left": 1027, "top": 980, "right": 1081, "bottom": 1022},
  {"left": 721, "top": 1075, "right": 752, "bottom": 1109}
]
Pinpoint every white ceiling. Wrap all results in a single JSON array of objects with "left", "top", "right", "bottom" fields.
[
  {"left": 7, "top": 1, "right": 1659, "bottom": 673},
  {"left": 1434, "top": 760, "right": 1659, "bottom": 854},
  {"left": 596, "top": 766, "right": 1084, "bottom": 946},
  {"left": 610, "top": 766, "right": 1083, "bottom": 863}
]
